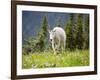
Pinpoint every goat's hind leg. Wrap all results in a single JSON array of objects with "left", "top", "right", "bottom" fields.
[{"left": 61, "top": 42, "right": 65, "bottom": 54}]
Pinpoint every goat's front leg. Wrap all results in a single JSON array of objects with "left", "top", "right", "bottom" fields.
[{"left": 52, "top": 40, "right": 56, "bottom": 55}]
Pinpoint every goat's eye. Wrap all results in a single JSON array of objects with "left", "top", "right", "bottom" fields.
[{"left": 50, "top": 39, "right": 52, "bottom": 42}]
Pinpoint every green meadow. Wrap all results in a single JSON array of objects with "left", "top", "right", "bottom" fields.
[{"left": 22, "top": 49, "right": 89, "bottom": 69}]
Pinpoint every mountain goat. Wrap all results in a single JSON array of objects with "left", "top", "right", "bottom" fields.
[{"left": 48, "top": 27, "right": 66, "bottom": 54}]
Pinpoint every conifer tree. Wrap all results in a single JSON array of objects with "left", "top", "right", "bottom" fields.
[
  {"left": 75, "top": 14, "right": 83, "bottom": 49},
  {"left": 83, "top": 15, "right": 89, "bottom": 49},
  {"left": 37, "top": 16, "right": 48, "bottom": 51},
  {"left": 30, "top": 16, "right": 48, "bottom": 52},
  {"left": 86, "top": 15, "right": 89, "bottom": 49},
  {"left": 65, "top": 14, "right": 74, "bottom": 50}
]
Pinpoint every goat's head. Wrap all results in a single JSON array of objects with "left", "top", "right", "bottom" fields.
[{"left": 49, "top": 30, "right": 56, "bottom": 42}]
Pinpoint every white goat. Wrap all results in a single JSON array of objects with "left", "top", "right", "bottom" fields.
[{"left": 48, "top": 27, "right": 66, "bottom": 54}]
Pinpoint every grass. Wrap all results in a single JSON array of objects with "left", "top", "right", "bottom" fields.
[{"left": 22, "top": 49, "right": 89, "bottom": 69}]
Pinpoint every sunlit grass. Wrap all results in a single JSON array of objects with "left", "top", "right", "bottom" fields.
[{"left": 22, "top": 49, "right": 89, "bottom": 69}]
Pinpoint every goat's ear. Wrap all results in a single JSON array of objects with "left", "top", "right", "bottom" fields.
[{"left": 53, "top": 29, "right": 56, "bottom": 32}]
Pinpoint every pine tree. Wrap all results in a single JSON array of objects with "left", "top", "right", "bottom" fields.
[
  {"left": 65, "top": 14, "right": 74, "bottom": 50},
  {"left": 41, "top": 16, "right": 48, "bottom": 37},
  {"left": 86, "top": 15, "right": 89, "bottom": 49},
  {"left": 75, "top": 14, "right": 83, "bottom": 49},
  {"left": 30, "top": 16, "right": 48, "bottom": 52},
  {"left": 37, "top": 16, "right": 48, "bottom": 51},
  {"left": 65, "top": 22, "right": 71, "bottom": 49},
  {"left": 83, "top": 15, "right": 89, "bottom": 49}
]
